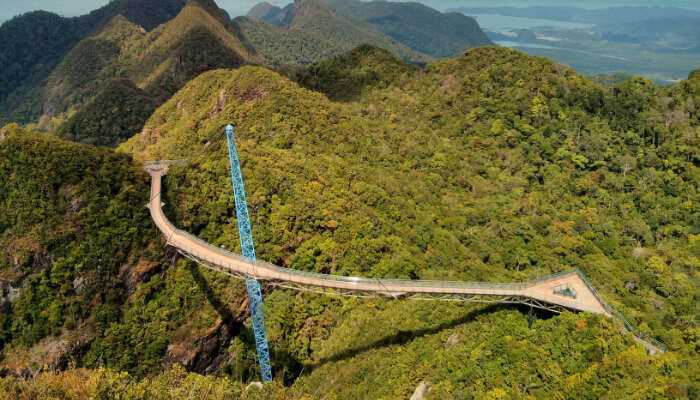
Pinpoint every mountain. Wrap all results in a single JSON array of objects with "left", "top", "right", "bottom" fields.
[
  {"left": 55, "top": 78, "right": 159, "bottom": 146},
  {"left": 238, "top": 0, "right": 431, "bottom": 67},
  {"left": 597, "top": 16, "right": 700, "bottom": 51},
  {"left": 3, "top": 0, "right": 255, "bottom": 147},
  {"left": 293, "top": 44, "right": 420, "bottom": 101},
  {"left": 0, "top": 124, "right": 155, "bottom": 373},
  {"left": 323, "top": 0, "right": 492, "bottom": 58},
  {"left": 247, "top": 2, "right": 288, "bottom": 26},
  {"left": 0, "top": 0, "right": 188, "bottom": 125}
]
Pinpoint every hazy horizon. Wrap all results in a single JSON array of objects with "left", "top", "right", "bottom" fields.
[{"left": 2, "top": 0, "right": 700, "bottom": 24}]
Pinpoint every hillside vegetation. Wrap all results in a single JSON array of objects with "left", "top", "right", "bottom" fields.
[
  {"left": 1, "top": 0, "right": 254, "bottom": 148},
  {"left": 0, "top": 0, "right": 187, "bottom": 125},
  {"left": 0, "top": 125, "right": 153, "bottom": 370},
  {"left": 0, "top": 43, "right": 697, "bottom": 398},
  {"left": 0, "top": 125, "right": 255, "bottom": 381}
]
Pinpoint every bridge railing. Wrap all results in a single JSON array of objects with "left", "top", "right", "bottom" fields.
[
  {"left": 151, "top": 195, "right": 667, "bottom": 352},
  {"left": 169, "top": 222, "right": 525, "bottom": 291},
  {"left": 578, "top": 271, "right": 666, "bottom": 352}
]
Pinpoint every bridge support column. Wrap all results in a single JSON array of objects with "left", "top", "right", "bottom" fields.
[
  {"left": 246, "top": 278, "right": 272, "bottom": 382},
  {"left": 528, "top": 303, "right": 536, "bottom": 329}
]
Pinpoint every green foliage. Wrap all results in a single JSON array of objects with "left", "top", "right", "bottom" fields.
[
  {"left": 590, "top": 72, "right": 635, "bottom": 89},
  {"left": 293, "top": 45, "right": 420, "bottom": 101},
  {"left": 293, "top": 303, "right": 697, "bottom": 399},
  {"left": 0, "top": 126, "right": 152, "bottom": 358},
  {"left": 1, "top": 1, "right": 250, "bottom": 147},
  {"left": 324, "top": 0, "right": 493, "bottom": 58},
  {"left": 0, "top": 0, "right": 188, "bottom": 125},
  {"left": 1, "top": 44, "right": 697, "bottom": 398},
  {"left": 56, "top": 79, "right": 158, "bottom": 147},
  {"left": 0, "top": 365, "right": 278, "bottom": 399}
]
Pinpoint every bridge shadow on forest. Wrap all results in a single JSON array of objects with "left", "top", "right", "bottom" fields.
[
  {"left": 185, "top": 258, "right": 559, "bottom": 382},
  {"left": 187, "top": 261, "right": 240, "bottom": 329},
  {"left": 300, "top": 302, "right": 559, "bottom": 377},
  {"left": 301, "top": 303, "right": 490, "bottom": 375}
]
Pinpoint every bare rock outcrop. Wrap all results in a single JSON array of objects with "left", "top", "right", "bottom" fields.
[{"left": 410, "top": 381, "right": 430, "bottom": 400}]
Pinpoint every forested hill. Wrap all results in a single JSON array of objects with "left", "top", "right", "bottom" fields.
[
  {"left": 2, "top": 0, "right": 254, "bottom": 148},
  {"left": 243, "top": 0, "right": 492, "bottom": 61},
  {"left": 238, "top": 0, "right": 430, "bottom": 68},
  {"left": 0, "top": 0, "right": 187, "bottom": 125},
  {"left": 247, "top": 2, "right": 289, "bottom": 26},
  {"left": 323, "top": 0, "right": 492, "bottom": 58}
]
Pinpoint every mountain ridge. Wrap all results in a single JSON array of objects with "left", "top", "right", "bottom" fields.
[
  {"left": 323, "top": 0, "right": 492, "bottom": 58},
  {"left": 29, "top": 1, "right": 254, "bottom": 147},
  {"left": 0, "top": 0, "right": 188, "bottom": 125},
  {"left": 238, "top": 0, "right": 431, "bottom": 67}
]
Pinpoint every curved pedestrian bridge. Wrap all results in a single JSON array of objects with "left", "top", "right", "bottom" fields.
[{"left": 146, "top": 163, "right": 665, "bottom": 354}]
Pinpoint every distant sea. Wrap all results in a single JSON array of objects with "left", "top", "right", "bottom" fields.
[
  {"left": 495, "top": 41, "right": 632, "bottom": 62},
  {"left": 443, "top": 1, "right": 700, "bottom": 10},
  {"left": 468, "top": 14, "right": 594, "bottom": 31}
]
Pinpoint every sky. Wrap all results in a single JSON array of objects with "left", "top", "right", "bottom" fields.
[{"left": 2, "top": 0, "right": 700, "bottom": 23}]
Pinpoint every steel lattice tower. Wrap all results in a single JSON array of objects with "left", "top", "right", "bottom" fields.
[{"left": 225, "top": 124, "right": 272, "bottom": 382}]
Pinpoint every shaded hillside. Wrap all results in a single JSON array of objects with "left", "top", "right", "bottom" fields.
[
  {"left": 0, "top": 125, "right": 253, "bottom": 379},
  {"left": 293, "top": 44, "right": 420, "bottom": 101},
  {"left": 239, "top": 0, "right": 431, "bottom": 67},
  {"left": 324, "top": 0, "right": 492, "bottom": 58},
  {"left": 56, "top": 79, "right": 158, "bottom": 147},
  {"left": 0, "top": 0, "right": 187, "bottom": 125}
]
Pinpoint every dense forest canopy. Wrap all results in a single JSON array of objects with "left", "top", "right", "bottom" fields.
[{"left": 0, "top": 3, "right": 697, "bottom": 396}]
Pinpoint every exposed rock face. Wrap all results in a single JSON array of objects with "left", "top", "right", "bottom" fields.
[
  {"left": 0, "top": 329, "right": 94, "bottom": 377},
  {"left": 0, "top": 281, "right": 22, "bottom": 310},
  {"left": 246, "top": 381, "right": 263, "bottom": 391},
  {"left": 163, "top": 297, "right": 249, "bottom": 375},
  {"left": 119, "top": 259, "right": 161, "bottom": 293},
  {"left": 410, "top": 382, "right": 430, "bottom": 400},
  {"left": 210, "top": 89, "right": 229, "bottom": 117},
  {"left": 163, "top": 321, "right": 236, "bottom": 375}
]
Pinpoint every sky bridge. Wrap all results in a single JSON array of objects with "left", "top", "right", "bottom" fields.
[{"left": 145, "top": 163, "right": 665, "bottom": 355}]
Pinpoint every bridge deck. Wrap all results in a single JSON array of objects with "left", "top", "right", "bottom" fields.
[{"left": 146, "top": 164, "right": 611, "bottom": 315}]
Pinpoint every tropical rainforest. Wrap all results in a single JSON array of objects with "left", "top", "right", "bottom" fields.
[{"left": 0, "top": 0, "right": 698, "bottom": 399}]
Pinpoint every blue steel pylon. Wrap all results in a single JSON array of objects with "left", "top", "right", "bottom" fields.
[{"left": 225, "top": 124, "right": 272, "bottom": 382}]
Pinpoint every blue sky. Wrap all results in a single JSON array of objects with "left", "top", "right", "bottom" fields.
[{"left": 2, "top": 0, "right": 700, "bottom": 23}]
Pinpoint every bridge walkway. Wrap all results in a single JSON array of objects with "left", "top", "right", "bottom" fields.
[{"left": 145, "top": 164, "right": 665, "bottom": 354}]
